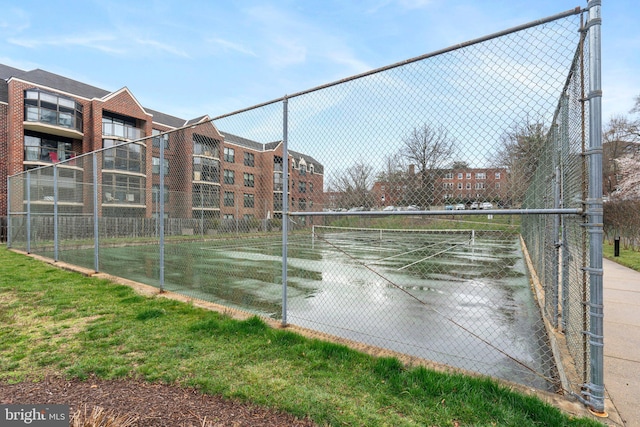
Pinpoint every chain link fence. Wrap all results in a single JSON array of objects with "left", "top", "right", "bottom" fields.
[{"left": 7, "top": 4, "right": 605, "bottom": 413}]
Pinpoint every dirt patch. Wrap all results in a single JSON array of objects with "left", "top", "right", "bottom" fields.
[{"left": 0, "top": 376, "right": 317, "bottom": 427}]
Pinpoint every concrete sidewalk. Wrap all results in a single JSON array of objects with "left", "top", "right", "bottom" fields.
[{"left": 603, "top": 258, "right": 640, "bottom": 426}]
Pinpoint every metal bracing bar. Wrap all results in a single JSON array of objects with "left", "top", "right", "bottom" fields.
[
  {"left": 289, "top": 208, "right": 582, "bottom": 217},
  {"left": 159, "top": 128, "right": 166, "bottom": 292}
]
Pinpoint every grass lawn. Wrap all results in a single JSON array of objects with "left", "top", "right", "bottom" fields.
[
  {"left": 603, "top": 241, "right": 640, "bottom": 272},
  {"left": 0, "top": 245, "right": 603, "bottom": 426}
]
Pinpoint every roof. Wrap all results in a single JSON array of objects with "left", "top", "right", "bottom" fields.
[
  {"left": 14, "top": 68, "right": 110, "bottom": 100},
  {"left": 0, "top": 63, "right": 323, "bottom": 172},
  {"left": 0, "top": 64, "right": 26, "bottom": 103},
  {"left": 222, "top": 132, "right": 266, "bottom": 151}
]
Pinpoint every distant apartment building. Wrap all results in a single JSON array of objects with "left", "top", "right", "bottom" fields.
[
  {"left": 0, "top": 64, "right": 323, "bottom": 221},
  {"left": 372, "top": 166, "right": 508, "bottom": 208}
]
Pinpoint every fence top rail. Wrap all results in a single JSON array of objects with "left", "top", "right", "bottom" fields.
[
  {"left": 291, "top": 208, "right": 583, "bottom": 217},
  {"left": 209, "top": 6, "right": 584, "bottom": 122}
]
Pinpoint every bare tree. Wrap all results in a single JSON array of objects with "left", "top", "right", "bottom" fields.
[
  {"left": 329, "top": 160, "right": 376, "bottom": 209},
  {"left": 494, "top": 120, "right": 548, "bottom": 206},
  {"left": 399, "top": 124, "right": 455, "bottom": 206}
]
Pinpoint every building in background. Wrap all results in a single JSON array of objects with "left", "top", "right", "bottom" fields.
[{"left": 0, "top": 64, "right": 323, "bottom": 222}]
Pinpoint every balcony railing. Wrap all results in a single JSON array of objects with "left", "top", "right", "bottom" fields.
[
  {"left": 25, "top": 146, "right": 77, "bottom": 164},
  {"left": 102, "top": 123, "right": 144, "bottom": 140},
  {"left": 103, "top": 188, "right": 145, "bottom": 205}
]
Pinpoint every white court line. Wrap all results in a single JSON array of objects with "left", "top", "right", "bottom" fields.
[
  {"left": 397, "top": 240, "right": 470, "bottom": 271},
  {"left": 364, "top": 241, "right": 446, "bottom": 265}
]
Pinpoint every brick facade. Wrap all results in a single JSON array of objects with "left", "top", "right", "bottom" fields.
[{"left": 0, "top": 66, "right": 324, "bottom": 220}]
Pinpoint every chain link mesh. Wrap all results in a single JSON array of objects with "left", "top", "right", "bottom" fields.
[{"left": 7, "top": 10, "right": 596, "bottom": 396}]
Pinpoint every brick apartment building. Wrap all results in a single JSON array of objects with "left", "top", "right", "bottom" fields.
[
  {"left": 371, "top": 166, "right": 509, "bottom": 208},
  {"left": 0, "top": 64, "right": 323, "bottom": 222}
]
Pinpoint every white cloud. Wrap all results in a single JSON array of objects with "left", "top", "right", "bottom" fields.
[
  {"left": 8, "top": 33, "right": 125, "bottom": 54},
  {"left": 208, "top": 38, "right": 257, "bottom": 57},
  {"left": 0, "top": 8, "right": 30, "bottom": 34},
  {"left": 135, "top": 38, "right": 190, "bottom": 58}
]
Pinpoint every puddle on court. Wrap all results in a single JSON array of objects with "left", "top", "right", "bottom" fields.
[{"left": 46, "top": 233, "right": 557, "bottom": 391}]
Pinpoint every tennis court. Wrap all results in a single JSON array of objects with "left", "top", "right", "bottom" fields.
[{"left": 48, "top": 226, "right": 556, "bottom": 391}]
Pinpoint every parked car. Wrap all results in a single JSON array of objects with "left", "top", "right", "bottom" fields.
[
  {"left": 445, "top": 205, "right": 454, "bottom": 210},
  {"left": 470, "top": 202, "right": 480, "bottom": 209},
  {"left": 406, "top": 205, "right": 420, "bottom": 211},
  {"left": 480, "top": 202, "right": 494, "bottom": 210},
  {"left": 382, "top": 205, "right": 396, "bottom": 211},
  {"left": 454, "top": 204, "right": 465, "bottom": 210}
]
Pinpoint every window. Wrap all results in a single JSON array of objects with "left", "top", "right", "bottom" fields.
[
  {"left": 274, "top": 156, "right": 283, "bottom": 172},
  {"left": 495, "top": 183, "right": 501, "bottom": 189},
  {"left": 244, "top": 173, "right": 254, "bottom": 187},
  {"left": 458, "top": 183, "right": 463, "bottom": 190},
  {"left": 193, "top": 157, "right": 219, "bottom": 182},
  {"left": 476, "top": 172, "right": 486, "bottom": 180},
  {"left": 495, "top": 172, "right": 501, "bottom": 179},
  {"left": 192, "top": 184, "right": 219, "bottom": 208},
  {"left": 273, "top": 172, "right": 283, "bottom": 191},
  {"left": 466, "top": 183, "right": 471, "bottom": 189},
  {"left": 103, "top": 139, "right": 145, "bottom": 173},
  {"left": 457, "top": 172, "right": 463, "bottom": 179},
  {"left": 152, "top": 157, "right": 169, "bottom": 175},
  {"left": 444, "top": 172, "right": 453, "bottom": 179},
  {"left": 299, "top": 182, "right": 306, "bottom": 193},
  {"left": 102, "top": 173, "right": 145, "bottom": 204},
  {"left": 224, "top": 191, "right": 234, "bottom": 207},
  {"left": 475, "top": 182, "right": 485, "bottom": 189},
  {"left": 152, "top": 129, "right": 169, "bottom": 149},
  {"left": 152, "top": 184, "right": 170, "bottom": 204},
  {"left": 24, "top": 88, "right": 83, "bottom": 132},
  {"left": 24, "top": 132, "right": 74, "bottom": 163},
  {"left": 102, "top": 112, "right": 142, "bottom": 140},
  {"left": 274, "top": 193, "right": 283, "bottom": 211},
  {"left": 244, "top": 152, "right": 254, "bottom": 167},
  {"left": 300, "top": 165, "right": 306, "bottom": 176},
  {"left": 224, "top": 147, "right": 235, "bottom": 163},
  {"left": 442, "top": 182, "right": 453, "bottom": 189},
  {"left": 299, "top": 198, "right": 306, "bottom": 210},
  {"left": 193, "top": 134, "right": 220, "bottom": 157},
  {"left": 223, "top": 214, "right": 234, "bottom": 220},
  {"left": 244, "top": 193, "right": 254, "bottom": 208},
  {"left": 309, "top": 182, "right": 314, "bottom": 193},
  {"left": 466, "top": 173, "right": 471, "bottom": 179},
  {"left": 224, "top": 169, "right": 235, "bottom": 184}
]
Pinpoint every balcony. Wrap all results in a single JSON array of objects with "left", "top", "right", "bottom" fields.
[
  {"left": 24, "top": 145, "right": 78, "bottom": 166},
  {"left": 103, "top": 188, "right": 145, "bottom": 206},
  {"left": 102, "top": 122, "right": 144, "bottom": 140},
  {"left": 24, "top": 89, "right": 83, "bottom": 139}
]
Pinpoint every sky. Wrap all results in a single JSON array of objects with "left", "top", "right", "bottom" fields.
[{"left": 1, "top": 0, "right": 638, "bottom": 124}]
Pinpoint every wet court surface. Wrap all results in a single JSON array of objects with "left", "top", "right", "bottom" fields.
[{"left": 47, "top": 230, "right": 557, "bottom": 391}]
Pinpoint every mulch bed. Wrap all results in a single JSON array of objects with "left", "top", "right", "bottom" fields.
[{"left": 0, "top": 376, "right": 317, "bottom": 426}]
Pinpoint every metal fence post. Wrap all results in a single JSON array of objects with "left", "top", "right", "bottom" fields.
[
  {"left": 159, "top": 133, "right": 166, "bottom": 291},
  {"left": 281, "top": 96, "right": 289, "bottom": 326},
  {"left": 26, "top": 172, "right": 31, "bottom": 254},
  {"left": 53, "top": 164, "right": 59, "bottom": 261},
  {"left": 93, "top": 153, "right": 100, "bottom": 273},
  {"left": 6, "top": 176, "right": 11, "bottom": 248},
  {"left": 584, "top": 0, "right": 605, "bottom": 415}
]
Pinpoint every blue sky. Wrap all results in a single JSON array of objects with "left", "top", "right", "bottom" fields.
[{"left": 1, "top": 0, "right": 637, "bottom": 123}]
